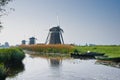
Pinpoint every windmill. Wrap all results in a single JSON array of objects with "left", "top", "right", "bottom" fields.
[
  {"left": 45, "top": 26, "right": 64, "bottom": 44},
  {"left": 21, "top": 40, "right": 27, "bottom": 45},
  {"left": 29, "top": 37, "right": 37, "bottom": 45}
]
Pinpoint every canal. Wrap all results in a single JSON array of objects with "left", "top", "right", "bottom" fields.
[{"left": 6, "top": 53, "right": 120, "bottom": 80}]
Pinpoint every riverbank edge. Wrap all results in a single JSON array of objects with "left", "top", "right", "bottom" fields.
[
  {"left": 0, "top": 47, "right": 25, "bottom": 80},
  {"left": 74, "top": 45, "right": 120, "bottom": 62},
  {"left": 24, "top": 50, "right": 71, "bottom": 59}
]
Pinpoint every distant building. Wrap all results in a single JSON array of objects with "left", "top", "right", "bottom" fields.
[
  {"left": 21, "top": 40, "right": 26, "bottom": 45},
  {"left": 29, "top": 37, "right": 36, "bottom": 45},
  {"left": 4, "top": 42, "right": 9, "bottom": 48},
  {"left": 0, "top": 42, "right": 10, "bottom": 48},
  {"left": 89, "top": 44, "right": 96, "bottom": 46}
]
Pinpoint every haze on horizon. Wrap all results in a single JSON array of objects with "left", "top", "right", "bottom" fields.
[{"left": 0, "top": 0, "right": 120, "bottom": 45}]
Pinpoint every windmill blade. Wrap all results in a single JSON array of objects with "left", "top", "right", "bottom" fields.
[
  {"left": 60, "top": 32, "right": 64, "bottom": 44},
  {"left": 60, "top": 28, "right": 64, "bottom": 33},
  {"left": 45, "top": 31, "right": 50, "bottom": 44},
  {"left": 57, "top": 15, "right": 60, "bottom": 26}
]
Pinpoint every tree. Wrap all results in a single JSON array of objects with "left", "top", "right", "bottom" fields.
[{"left": 0, "top": 0, "right": 12, "bottom": 31}]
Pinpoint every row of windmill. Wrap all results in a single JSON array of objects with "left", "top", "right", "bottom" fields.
[{"left": 21, "top": 25, "right": 64, "bottom": 45}]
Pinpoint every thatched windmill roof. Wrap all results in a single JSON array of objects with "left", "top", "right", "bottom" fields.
[{"left": 49, "top": 26, "right": 63, "bottom": 32}]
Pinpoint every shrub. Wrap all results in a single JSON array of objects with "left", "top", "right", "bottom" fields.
[
  {"left": 0, "top": 47, "right": 25, "bottom": 79},
  {"left": 0, "top": 64, "right": 7, "bottom": 80},
  {"left": 0, "top": 48, "right": 25, "bottom": 64}
]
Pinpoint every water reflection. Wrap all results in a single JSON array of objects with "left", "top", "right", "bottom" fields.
[
  {"left": 48, "top": 58, "right": 62, "bottom": 79},
  {"left": 95, "top": 60, "right": 120, "bottom": 68},
  {"left": 49, "top": 58, "right": 62, "bottom": 67},
  {"left": 6, "top": 54, "right": 120, "bottom": 80},
  {"left": 7, "top": 62, "right": 25, "bottom": 78}
]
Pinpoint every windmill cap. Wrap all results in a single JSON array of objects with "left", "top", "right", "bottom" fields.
[
  {"left": 49, "top": 26, "right": 63, "bottom": 32},
  {"left": 29, "top": 37, "right": 35, "bottom": 39}
]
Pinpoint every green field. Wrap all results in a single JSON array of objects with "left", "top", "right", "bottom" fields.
[
  {"left": 75, "top": 45, "right": 120, "bottom": 58},
  {"left": 20, "top": 44, "right": 120, "bottom": 58}
]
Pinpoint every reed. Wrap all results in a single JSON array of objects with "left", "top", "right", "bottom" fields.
[{"left": 20, "top": 44, "right": 75, "bottom": 54}]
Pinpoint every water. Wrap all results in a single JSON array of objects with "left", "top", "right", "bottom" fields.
[{"left": 6, "top": 54, "right": 120, "bottom": 80}]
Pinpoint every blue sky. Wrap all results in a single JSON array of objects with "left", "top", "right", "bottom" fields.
[{"left": 0, "top": 0, "right": 120, "bottom": 45}]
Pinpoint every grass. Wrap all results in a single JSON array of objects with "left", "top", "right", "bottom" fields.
[
  {"left": 0, "top": 47, "right": 25, "bottom": 79},
  {"left": 20, "top": 44, "right": 74, "bottom": 53},
  {"left": 20, "top": 44, "right": 120, "bottom": 58},
  {"left": 20, "top": 44, "right": 75, "bottom": 58},
  {"left": 75, "top": 45, "right": 120, "bottom": 58},
  {"left": 20, "top": 44, "right": 120, "bottom": 61}
]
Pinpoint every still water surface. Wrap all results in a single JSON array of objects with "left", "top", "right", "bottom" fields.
[{"left": 6, "top": 54, "right": 120, "bottom": 80}]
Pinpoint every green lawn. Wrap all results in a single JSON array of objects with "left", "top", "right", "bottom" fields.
[{"left": 75, "top": 45, "right": 120, "bottom": 58}]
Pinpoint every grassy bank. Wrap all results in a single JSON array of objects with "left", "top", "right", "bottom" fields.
[
  {"left": 20, "top": 44, "right": 120, "bottom": 61},
  {"left": 75, "top": 45, "right": 120, "bottom": 58},
  {"left": 0, "top": 47, "right": 25, "bottom": 80},
  {"left": 20, "top": 44, "right": 74, "bottom": 54},
  {"left": 20, "top": 44, "right": 75, "bottom": 58},
  {"left": 20, "top": 45, "right": 120, "bottom": 58},
  {"left": 0, "top": 47, "right": 25, "bottom": 64}
]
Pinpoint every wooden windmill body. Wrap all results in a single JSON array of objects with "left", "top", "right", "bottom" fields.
[
  {"left": 21, "top": 40, "right": 26, "bottom": 45},
  {"left": 29, "top": 37, "right": 36, "bottom": 45},
  {"left": 45, "top": 26, "right": 64, "bottom": 44}
]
